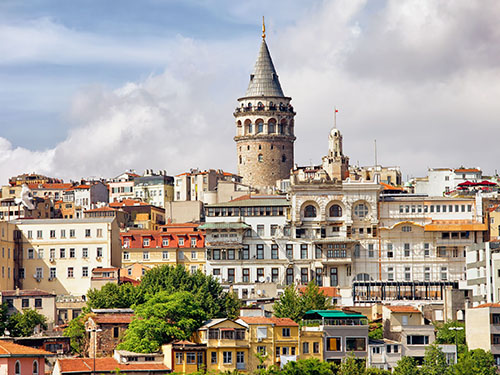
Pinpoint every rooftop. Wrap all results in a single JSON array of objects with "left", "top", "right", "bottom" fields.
[
  {"left": 10, "top": 218, "right": 115, "bottom": 225},
  {"left": 1, "top": 289, "right": 56, "bottom": 297},
  {"left": 238, "top": 316, "right": 298, "bottom": 327},
  {"left": 385, "top": 305, "right": 420, "bottom": 313},
  {"left": 57, "top": 357, "right": 169, "bottom": 373},
  {"left": 0, "top": 341, "right": 52, "bottom": 357}
]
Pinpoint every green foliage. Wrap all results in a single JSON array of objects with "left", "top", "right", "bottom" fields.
[
  {"left": 339, "top": 355, "right": 366, "bottom": 375},
  {"left": 63, "top": 313, "right": 87, "bottom": 355},
  {"left": 421, "top": 344, "right": 449, "bottom": 375},
  {"left": 393, "top": 356, "right": 419, "bottom": 375},
  {"left": 118, "top": 291, "right": 207, "bottom": 353},
  {"left": 452, "top": 349, "right": 497, "bottom": 375},
  {"left": 8, "top": 309, "right": 47, "bottom": 337},
  {"left": 224, "top": 291, "right": 242, "bottom": 320},
  {"left": 274, "top": 282, "right": 331, "bottom": 322},
  {"left": 365, "top": 368, "right": 391, "bottom": 375},
  {"left": 368, "top": 322, "right": 383, "bottom": 340},
  {"left": 86, "top": 282, "right": 144, "bottom": 309},
  {"left": 434, "top": 320, "right": 466, "bottom": 353},
  {"left": 282, "top": 358, "right": 336, "bottom": 375},
  {"left": 0, "top": 303, "right": 9, "bottom": 335}
]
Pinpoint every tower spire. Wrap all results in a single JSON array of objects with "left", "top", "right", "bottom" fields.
[{"left": 262, "top": 16, "right": 266, "bottom": 39}]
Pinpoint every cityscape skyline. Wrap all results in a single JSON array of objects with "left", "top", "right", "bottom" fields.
[{"left": 1, "top": 0, "right": 500, "bottom": 183}]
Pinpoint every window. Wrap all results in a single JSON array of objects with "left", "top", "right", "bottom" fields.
[
  {"left": 286, "top": 244, "right": 293, "bottom": 259},
  {"left": 402, "top": 226, "right": 412, "bottom": 232},
  {"left": 354, "top": 244, "right": 361, "bottom": 258},
  {"left": 387, "top": 243, "right": 393, "bottom": 258},
  {"left": 228, "top": 268, "right": 235, "bottom": 283},
  {"left": 113, "top": 327, "right": 120, "bottom": 338},
  {"left": 50, "top": 268, "right": 56, "bottom": 279},
  {"left": 242, "top": 268, "right": 250, "bottom": 283},
  {"left": 313, "top": 342, "right": 320, "bottom": 353},
  {"left": 330, "top": 267, "right": 338, "bottom": 287},
  {"left": 329, "top": 204, "right": 342, "bottom": 217},
  {"left": 424, "top": 267, "right": 430, "bottom": 281},
  {"left": 258, "top": 154, "right": 263, "bottom": 162},
  {"left": 387, "top": 267, "right": 394, "bottom": 281},
  {"left": 191, "top": 238, "right": 196, "bottom": 247},
  {"left": 162, "top": 251, "right": 168, "bottom": 260},
  {"left": 143, "top": 251, "right": 150, "bottom": 260},
  {"left": 326, "top": 337, "right": 341, "bottom": 351},
  {"left": 304, "top": 205, "right": 317, "bottom": 218},
  {"left": 404, "top": 267, "right": 411, "bottom": 281},
  {"left": 70, "top": 229, "right": 75, "bottom": 238},
  {"left": 22, "top": 298, "right": 29, "bottom": 308},
  {"left": 33, "top": 360, "right": 38, "bottom": 375},
  {"left": 353, "top": 203, "right": 369, "bottom": 218},
  {"left": 271, "top": 268, "right": 279, "bottom": 283},
  {"left": 27, "top": 230, "right": 32, "bottom": 239},
  {"left": 257, "top": 268, "right": 264, "bottom": 282},
  {"left": 179, "top": 238, "right": 185, "bottom": 246},
  {"left": 282, "top": 328, "right": 291, "bottom": 337},
  {"left": 37, "top": 230, "right": 42, "bottom": 239},
  {"left": 236, "top": 351, "right": 244, "bottom": 365},
  {"left": 191, "top": 251, "right": 198, "bottom": 259},
  {"left": 35, "top": 267, "right": 43, "bottom": 279},
  {"left": 256, "top": 244, "right": 264, "bottom": 259},
  {"left": 346, "top": 337, "right": 366, "bottom": 351},
  {"left": 19, "top": 268, "right": 25, "bottom": 279},
  {"left": 28, "top": 248, "right": 34, "bottom": 259},
  {"left": 404, "top": 243, "right": 410, "bottom": 257},
  {"left": 97, "top": 247, "right": 103, "bottom": 257},
  {"left": 59, "top": 248, "right": 66, "bottom": 258},
  {"left": 123, "top": 251, "right": 129, "bottom": 260},
  {"left": 286, "top": 268, "right": 294, "bottom": 285},
  {"left": 15, "top": 361, "right": 21, "bottom": 375},
  {"left": 441, "top": 267, "right": 448, "bottom": 280},
  {"left": 143, "top": 238, "right": 150, "bottom": 247},
  {"left": 97, "top": 228, "right": 103, "bottom": 237},
  {"left": 67, "top": 267, "right": 74, "bottom": 278},
  {"left": 301, "top": 268, "right": 308, "bottom": 284},
  {"left": 223, "top": 351, "right": 232, "bottom": 364},
  {"left": 303, "top": 342, "right": 309, "bottom": 354},
  {"left": 82, "top": 248, "right": 88, "bottom": 258},
  {"left": 50, "top": 230, "right": 56, "bottom": 238},
  {"left": 69, "top": 248, "right": 75, "bottom": 258},
  {"left": 257, "top": 225, "right": 265, "bottom": 236},
  {"left": 82, "top": 267, "right": 88, "bottom": 277},
  {"left": 242, "top": 245, "right": 249, "bottom": 260},
  {"left": 271, "top": 244, "right": 278, "bottom": 259},
  {"left": 407, "top": 335, "right": 429, "bottom": 345},
  {"left": 368, "top": 244, "right": 374, "bottom": 258},
  {"left": 176, "top": 352, "right": 183, "bottom": 364},
  {"left": 85, "top": 229, "right": 91, "bottom": 238},
  {"left": 424, "top": 243, "right": 430, "bottom": 257},
  {"left": 257, "top": 346, "right": 266, "bottom": 355},
  {"left": 301, "top": 244, "right": 308, "bottom": 259}
]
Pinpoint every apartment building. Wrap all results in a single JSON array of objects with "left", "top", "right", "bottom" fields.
[
  {"left": 12, "top": 218, "right": 121, "bottom": 296},
  {"left": 413, "top": 167, "right": 483, "bottom": 196},
  {"left": 0, "top": 221, "right": 16, "bottom": 290},
  {"left": 109, "top": 199, "right": 165, "bottom": 230},
  {"left": 162, "top": 340, "right": 207, "bottom": 374},
  {"left": 174, "top": 169, "right": 241, "bottom": 203},
  {"left": 0, "top": 197, "right": 52, "bottom": 221},
  {"left": 133, "top": 170, "right": 174, "bottom": 209},
  {"left": 195, "top": 318, "right": 250, "bottom": 373},
  {"left": 1, "top": 289, "right": 57, "bottom": 325},
  {"left": 121, "top": 223, "right": 205, "bottom": 274},
  {"left": 466, "top": 303, "right": 500, "bottom": 365},
  {"left": 108, "top": 171, "right": 139, "bottom": 203}
]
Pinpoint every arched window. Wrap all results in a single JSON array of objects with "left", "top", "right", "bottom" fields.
[
  {"left": 353, "top": 203, "right": 369, "bottom": 218},
  {"left": 258, "top": 154, "right": 263, "bottom": 163},
  {"left": 33, "top": 360, "right": 39, "bottom": 375},
  {"left": 257, "top": 101, "right": 264, "bottom": 110},
  {"left": 239, "top": 155, "right": 242, "bottom": 164},
  {"left": 278, "top": 124, "right": 283, "bottom": 134},
  {"left": 247, "top": 102, "right": 252, "bottom": 108},
  {"left": 15, "top": 361, "right": 21, "bottom": 375},
  {"left": 282, "top": 154, "right": 287, "bottom": 163},
  {"left": 329, "top": 204, "right": 342, "bottom": 217},
  {"left": 248, "top": 123, "right": 253, "bottom": 133},
  {"left": 304, "top": 205, "right": 317, "bottom": 218},
  {"left": 268, "top": 120, "right": 276, "bottom": 133},
  {"left": 256, "top": 120, "right": 264, "bottom": 133}
]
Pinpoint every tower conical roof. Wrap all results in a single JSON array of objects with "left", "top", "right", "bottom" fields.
[{"left": 245, "top": 40, "right": 285, "bottom": 97}]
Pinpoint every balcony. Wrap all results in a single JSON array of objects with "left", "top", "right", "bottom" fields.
[{"left": 303, "top": 318, "right": 368, "bottom": 327}]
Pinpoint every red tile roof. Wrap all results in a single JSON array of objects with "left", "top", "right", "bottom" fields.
[
  {"left": 110, "top": 199, "right": 149, "bottom": 208},
  {"left": 57, "top": 358, "right": 169, "bottom": 373},
  {"left": 380, "top": 182, "right": 404, "bottom": 191},
  {"left": 238, "top": 317, "right": 298, "bottom": 326},
  {"left": 455, "top": 168, "right": 480, "bottom": 173},
  {"left": 27, "top": 183, "right": 73, "bottom": 190},
  {"left": 91, "top": 313, "right": 134, "bottom": 324},
  {"left": 0, "top": 341, "right": 52, "bottom": 356},
  {"left": 1, "top": 289, "right": 55, "bottom": 297},
  {"left": 298, "top": 286, "right": 340, "bottom": 298},
  {"left": 472, "top": 303, "right": 500, "bottom": 309},
  {"left": 385, "top": 305, "right": 420, "bottom": 313},
  {"left": 92, "top": 268, "right": 119, "bottom": 272},
  {"left": 85, "top": 207, "right": 117, "bottom": 213}
]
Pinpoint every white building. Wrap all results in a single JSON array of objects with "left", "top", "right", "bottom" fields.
[
  {"left": 108, "top": 171, "right": 139, "bottom": 203},
  {"left": 133, "top": 170, "right": 174, "bottom": 208},
  {"left": 12, "top": 217, "right": 121, "bottom": 296},
  {"left": 174, "top": 169, "right": 241, "bottom": 203},
  {"left": 413, "top": 167, "right": 482, "bottom": 196}
]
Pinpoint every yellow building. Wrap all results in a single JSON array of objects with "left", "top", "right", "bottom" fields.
[
  {"left": 236, "top": 317, "right": 299, "bottom": 371},
  {"left": 299, "top": 327, "right": 323, "bottom": 361},
  {"left": 0, "top": 221, "right": 16, "bottom": 290},
  {"left": 162, "top": 340, "right": 206, "bottom": 374},
  {"left": 195, "top": 318, "right": 250, "bottom": 372}
]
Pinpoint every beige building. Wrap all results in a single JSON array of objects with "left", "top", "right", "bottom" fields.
[
  {"left": 12, "top": 218, "right": 121, "bottom": 296},
  {"left": 133, "top": 170, "right": 174, "bottom": 209},
  {"left": 174, "top": 169, "right": 241, "bottom": 203},
  {"left": 0, "top": 221, "right": 16, "bottom": 290},
  {"left": 466, "top": 303, "right": 500, "bottom": 365},
  {"left": 1, "top": 289, "right": 57, "bottom": 326}
]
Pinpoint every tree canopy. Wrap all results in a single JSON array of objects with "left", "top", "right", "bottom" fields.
[
  {"left": 7, "top": 309, "right": 47, "bottom": 337},
  {"left": 274, "top": 282, "right": 331, "bottom": 322}
]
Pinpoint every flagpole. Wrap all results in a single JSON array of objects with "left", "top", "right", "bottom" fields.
[{"left": 334, "top": 107, "right": 337, "bottom": 129}]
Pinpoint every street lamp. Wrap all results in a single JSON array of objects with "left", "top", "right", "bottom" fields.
[
  {"left": 449, "top": 326, "right": 464, "bottom": 364},
  {"left": 87, "top": 328, "right": 102, "bottom": 375}
]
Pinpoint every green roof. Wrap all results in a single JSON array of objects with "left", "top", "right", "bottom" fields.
[
  {"left": 303, "top": 310, "right": 367, "bottom": 319},
  {"left": 205, "top": 198, "right": 289, "bottom": 208},
  {"left": 199, "top": 222, "right": 251, "bottom": 230}
]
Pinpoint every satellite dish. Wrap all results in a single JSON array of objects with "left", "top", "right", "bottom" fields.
[
  {"left": 258, "top": 276, "right": 264, "bottom": 283},
  {"left": 257, "top": 290, "right": 262, "bottom": 296}
]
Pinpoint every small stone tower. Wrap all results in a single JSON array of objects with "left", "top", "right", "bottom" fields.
[
  {"left": 234, "top": 28, "right": 296, "bottom": 191},
  {"left": 322, "top": 124, "right": 349, "bottom": 181}
]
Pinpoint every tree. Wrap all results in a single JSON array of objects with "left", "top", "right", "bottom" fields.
[
  {"left": 273, "top": 284, "right": 303, "bottom": 322},
  {"left": 63, "top": 314, "right": 87, "bottom": 355},
  {"left": 366, "top": 368, "right": 391, "bottom": 375},
  {"left": 421, "top": 344, "right": 449, "bottom": 375},
  {"left": 452, "top": 349, "right": 497, "bottom": 375},
  {"left": 434, "top": 321, "right": 466, "bottom": 354},
  {"left": 118, "top": 291, "right": 207, "bottom": 353},
  {"left": 0, "top": 303, "right": 9, "bottom": 335},
  {"left": 8, "top": 309, "right": 47, "bottom": 337},
  {"left": 224, "top": 291, "right": 242, "bottom": 320},
  {"left": 86, "top": 282, "right": 144, "bottom": 309},
  {"left": 281, "top": 358, "right": 336, "bottom": 375},
  {"left": 300, "top": 281, "right": 331, "bottom": 313},
  {"left": 339, "top": 354, "right": 365, "bottom": 375},
  {"left": 368, "top": 322, "right": 383, "bottom": 340},
  {"left": 393, "top": 356, "right": 419, "bottom": 375}
]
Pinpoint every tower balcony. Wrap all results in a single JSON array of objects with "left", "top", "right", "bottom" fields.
[{"left": 234, "top": 105, "right": 295, "bottom": 117}]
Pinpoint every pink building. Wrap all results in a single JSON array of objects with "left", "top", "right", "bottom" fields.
[{"left": 0, "top": 341, "right": 52, "bottom": 375}]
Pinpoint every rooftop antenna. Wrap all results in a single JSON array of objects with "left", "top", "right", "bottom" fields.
[{"left": 262, "top": 16, "right": 266, "bottom": 39}]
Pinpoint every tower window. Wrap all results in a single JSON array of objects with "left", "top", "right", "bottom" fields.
[
  {"left": 304, "top": 205, "right": 317, "bottom": 218},
  {"left": 271, "top": 145, "right": 274, "bottom": 150},
  {"left": 258, "top": 154, "right": 263, "bottom": 163},
  {"left": 282, "top": 155, "right": 287, "bottom": 162},
  {"left": 239, "top": 156, "right": 242, "bottom": 164},
  {"left": 269, "top": 120, "right": 276, "bottom": 133},
  {"left": 247, "top": 145, "right": 250, "bottom": 150},
  {"left": 329, "top": 204, "right": 342, "bottom": 217},
  {"left": 257, "top": 120, "right": 264, "bottom": 133},
  {"left": 259, "top": 144, "right": 262, "bottom": 150}
]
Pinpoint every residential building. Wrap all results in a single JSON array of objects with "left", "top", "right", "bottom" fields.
[
  {"left": 164, "top": 201, "right": 204, "bottom": 224},
  {"left": 195, "top": 318, "right": 249, "bottom": 373},
  {"left": 1, "top": 289, "right": 56, "bottom": 326},
  {"left": 0, "top": 221, "right": 16, "bottom": 290},
  {"left": 133, "top": 170, "right": 174, "bottom": 209},
  {"left": 110, "top": 199, "right": 165, "bottom": 230},
  {"left": 302, "top": 310, "right": 368, "bottom": 364},
  {"left": 13, "top": 218, "right": 121, "bottom": 296},
  {"left": 90, "top": 267, "right": 120, "bottom": 290},
  {"left": 233, "top": 33, "right": 296, "bottom": 192},
  {"left": 85, "top": 309, "right": 135, "bottom": 358},
  {"left": 55, "top": 295, "right": 86, "bottom": 326},
  {"left": 162, "top": 341, "right": 206, "bottom": 373},
  {"left": 203, "top": 180, "right": 254, "bottom": 204},
  {"left": 84, "top": 207, "right": 129, "bottom": 228},
  {"left": 53, "top": 356, "right": 169, "bottom": 375},
  {"left": 8, "top": 173, "right": 61, "bottom": 187},
  {"left": 174, "top": 169, "right": 241, "bottom": 203},
  {"left": 121, "top": 223, "right": 205, "bottom": 274},
  {"left": 466, "top": 303, "right": 500, "bottom": 365},
  {"left": 0, "top": 197, "right": 52, "bottom": 221},
  {"left": 108, "top": 171, "right": 140, "bottom": 203},
  {"left": 63, "top": 182, "right": 109, "bottom": 216},
  {"left": 350, "top": 165, "right": 402, "bottom": 186},
  {"left": 381, "top": 305, "right": 435, "bottom": 364},
  {"left": 0, "top": 341, "right": 52, "bottom": 375},
  {"left": 236, "top": 316, "right": 299, "bottom": 370},
  {"left": 27, "top": 183, "right": 74, "bottom": 201},
  {"left": 0, "top": 335, "right": 71, "bottom": 355},
  {"left": 413, "top": 167, "right": 483, "bottom": 197}
]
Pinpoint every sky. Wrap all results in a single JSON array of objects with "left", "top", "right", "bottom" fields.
[{"left": 1, "top": 0, "right": 500, "bottom": 183}]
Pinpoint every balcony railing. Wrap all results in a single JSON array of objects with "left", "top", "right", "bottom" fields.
[{"left": 303, "top": 318, "right": 368, "bottom": 327}]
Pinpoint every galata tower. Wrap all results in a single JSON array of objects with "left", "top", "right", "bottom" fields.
[{"left": 234, "top": 22, "right": 296, "bottom": 191}]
